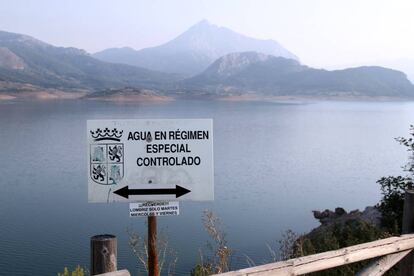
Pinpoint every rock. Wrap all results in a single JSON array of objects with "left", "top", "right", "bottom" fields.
[
  {"left": 361, "top": 206, "right": 381, "bottom": 227},
  {"left": 312, "top": 210, "right": 322, "bottom": 219},
  {"left": 335, "top": 207, "right": 346, "bottom": 216},
  {"left": 312, "top": 206, "right": 381, "bottom": 227},
  {"left": 349, "top": 209, "right": 360, "bottom": 215}
]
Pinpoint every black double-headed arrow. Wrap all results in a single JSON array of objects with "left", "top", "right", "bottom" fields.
[{"left": 113, "top": 185, "right": 191, "bottom": 199}]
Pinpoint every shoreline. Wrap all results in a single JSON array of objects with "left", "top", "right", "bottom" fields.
[{"left": 1, "top": 90, "right": 414, "bottom": 103}]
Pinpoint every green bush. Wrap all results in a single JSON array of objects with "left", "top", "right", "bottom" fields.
[
  {"left": 291, "top": 220, "right": 393, "bottom": 275},
  {"left": 191, "top": 263, "right": 214, "bottom": 276},
  {"left": 57, "top": 266, "right": 85, "bottom": 276},
  {"left": 377, "top": 175, "right": 411, "bottom": 234},
  {"left": 376, "top": 125, "right": 414, "bottom": 234}
]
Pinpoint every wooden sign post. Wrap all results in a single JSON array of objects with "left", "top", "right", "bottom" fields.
[{"left": 148, "top": 216, "right": 159, "bottom": 276}]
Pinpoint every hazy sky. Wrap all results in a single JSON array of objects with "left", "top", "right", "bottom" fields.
[{"left": 1, "top": 0, "right": 414, "bottom": 68}]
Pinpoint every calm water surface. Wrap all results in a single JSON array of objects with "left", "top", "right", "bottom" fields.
[{"left": 0, "top": 99, "right": 413, "bottom": 275}]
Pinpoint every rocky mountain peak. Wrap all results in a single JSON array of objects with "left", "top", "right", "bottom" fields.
[
  {"left": 93, "top": 20, "right": 298, "bottom": 75},
  {"left": 213, "top": 52, "right": 271, "bottom": 76}
]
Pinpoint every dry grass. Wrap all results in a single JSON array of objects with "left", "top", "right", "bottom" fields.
[{"left": 127, "top": 226, "right": 178, "bottom": 276}]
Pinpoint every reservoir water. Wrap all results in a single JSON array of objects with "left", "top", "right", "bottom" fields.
[{"left": 0, "top": 99, "right": 413, "bottom": 275}]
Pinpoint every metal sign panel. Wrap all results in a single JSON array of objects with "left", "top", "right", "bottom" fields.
[
  {"left": 87, "top": 119, "right": 214, "bottom": 202},
  {"left": 129, "top": 201, "right": 180, "bottom": 217}
]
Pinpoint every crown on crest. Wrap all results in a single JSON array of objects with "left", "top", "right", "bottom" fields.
[{"left": 90, "top": 128, "right": 123, "bottom": 141}]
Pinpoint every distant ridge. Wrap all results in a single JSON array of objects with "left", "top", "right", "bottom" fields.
[
  {"left": 0, "top": 30, "right": 177, "bottom": 91},
  {"left": 0, "top": 30, "right": 413, "bottom": 101},
  {"left": 93, "top": 20, "right": 297, "bottom": 76},
  {"left": 183, "top": 52, "right": 414, "bottom": 98}
]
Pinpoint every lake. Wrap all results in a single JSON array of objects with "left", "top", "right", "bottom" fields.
[{"left": 0, "top": 99, "right": 412, "bottom": 275}]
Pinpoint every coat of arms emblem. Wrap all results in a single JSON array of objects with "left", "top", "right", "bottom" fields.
[{"left": 90, "top": 128, "right": 124, "bottom": 185}]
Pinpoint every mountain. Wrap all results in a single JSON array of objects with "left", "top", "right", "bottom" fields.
[
  {"left": 93, "top": 20, "right": 297, "bottom": 76},
  {"left": 326, "top": 59, "right": 414, "bottom": 83},
  {"left": 0, "top": 30, "right": 176, "bottom": 91},
  {"left": 1, "top": 30, "right": 412, "bottom": 101},
  {"left": 370, "top": 59, "right": 414, "bottom": 83},
  {"left": 184, "top": 52, "right": 414, "bottom": 98}
]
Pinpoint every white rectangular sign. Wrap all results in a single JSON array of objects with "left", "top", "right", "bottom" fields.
[
  {"left": 129, "top": 201, "right": 180, "bottom": 217},
  {"left": 87, "top": 119, "right": 214, "bottom": 202}
]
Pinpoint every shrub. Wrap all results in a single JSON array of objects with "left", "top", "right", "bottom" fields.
[
  {"left": 376, "top": 125, "right": 414, "bottom": 234},
  {"left": 377, "top": 175, "right": 411, "bottom": 234},
  {"left": 191, "top": 210, "right": 232, "bottom": 276},
  {"left": 290, "top": 220, "right": 393, "bottom": 275},
  {"left": 57, "top": 266, "right": 85, "bottom": 276}
]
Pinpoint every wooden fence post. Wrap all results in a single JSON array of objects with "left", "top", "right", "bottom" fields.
[
  {"left": 91, "top": 234, "right": 117, "bottom": 275},
  {"left": 400, "top": 189, "right": 414, "bottom": 276}
]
